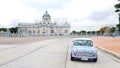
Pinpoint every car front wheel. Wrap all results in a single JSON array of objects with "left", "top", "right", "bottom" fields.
[
  {"left": 71, "top": 54, "right": 75, "bottom": 61},
  {"left": 93, "top": 58, "right": 97, "bottom": 62}
]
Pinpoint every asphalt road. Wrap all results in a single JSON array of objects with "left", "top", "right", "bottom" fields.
[{"left": 0, "top": 38, "right": 120, "bottom": 68}]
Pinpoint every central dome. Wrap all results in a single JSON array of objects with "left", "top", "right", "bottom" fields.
[{"left": 42, "top": 11, "right": 51, "bottom": 17}]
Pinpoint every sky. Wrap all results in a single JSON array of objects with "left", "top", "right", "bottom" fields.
[{"left": 0, "top": 0, "right": 118, "bottom": 31}]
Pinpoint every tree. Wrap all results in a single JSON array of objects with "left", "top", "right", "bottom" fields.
[
  {"left": 96, "top": 31, "right": 100, "bottom": 35},
  {"left": 114, "top": 0, "right": 120, "bottom": 32},
  {"left": 116, "top": 24, "right": 120, "bottom": 32},
  {"left": 114, "top": 2, "right": 120, "bottom": 13},
  {"left": 78, "top": 31, "right": 81, "bottom": 35},
  {"left": 0, "top": 28, "right": 7, "bottom": 32},
  {"left": 9, "top": 27, "right": 18, "bottom": 33},
  {"left": 71, "top": 31, "right": 77, "bottom": 35},
  {"left": 99, "top": 26, "right": 107, "bottom": 35},
  {"left": 110, "top": 27, "right": 115, "bottom": 36},
  {"left": 80, "top": 31, "right": 86, "bottom": 35},
  {"left": 91, "top": 31, "right": 96, "bottom": 35},
  {"left": 87, "top": 31, "right": 91, "bottom": 35}
]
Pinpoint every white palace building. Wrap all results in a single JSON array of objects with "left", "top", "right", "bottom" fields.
[{"left": 18, "top": 11, "right": 70, "bottom": 36}]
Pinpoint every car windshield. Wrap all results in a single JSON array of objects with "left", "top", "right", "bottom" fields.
[{"left": 73, "top": 40, "right": 93, "bottom": 46}]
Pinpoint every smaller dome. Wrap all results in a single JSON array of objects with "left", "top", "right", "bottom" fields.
[{"left": 42, "top": 11, "right": 51, "bottom": 17}]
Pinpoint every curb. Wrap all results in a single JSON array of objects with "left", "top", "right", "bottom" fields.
[{"left": 96, "top": 46, "right": 120, "bottom": 59}]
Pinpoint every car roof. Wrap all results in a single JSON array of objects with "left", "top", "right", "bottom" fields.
[{"left": 73, "top": 38, "right": 92, "bottom": 41}]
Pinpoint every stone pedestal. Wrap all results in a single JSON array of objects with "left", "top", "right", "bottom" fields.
[
  {"left": 114, "top": 27, "right": 119, "bottom": 36},
  {"left": 6, "top": 29, "right": 10, "bottom": 37}
]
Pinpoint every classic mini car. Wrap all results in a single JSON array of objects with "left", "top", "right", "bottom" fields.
[{"left": 71, "top": 38, "right": 98, "bottom": 62}]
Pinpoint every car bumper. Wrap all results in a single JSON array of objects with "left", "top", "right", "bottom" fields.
[
  {"left": 71, "top": 52, "right": 97, "bottom": 60},
  {"left": 73, "top": 57, "right": 97, "bottom": 61}
]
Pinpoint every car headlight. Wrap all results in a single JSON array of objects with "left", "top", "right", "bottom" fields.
[
  {"left": 73, "top": 49, "right": 78, "bottom": 53},
  {"left": 92, "top": 50, "right": 97, "bottom": 54}
]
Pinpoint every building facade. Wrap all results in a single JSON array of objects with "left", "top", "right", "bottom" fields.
[{"left": 18, "top": 11, "right": 70, "bottom": 36}]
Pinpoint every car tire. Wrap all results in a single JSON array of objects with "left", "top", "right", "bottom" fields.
[
  {"left": 93, "top": 58, "right": 97, "bottom": 62},
  {"left": 71, "top": 54, "right": 74, "bottom": 61}
]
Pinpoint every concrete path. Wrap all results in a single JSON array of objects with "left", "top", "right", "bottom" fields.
[{"left": 0, "top": 37, "right": 120, "bottom": 68}]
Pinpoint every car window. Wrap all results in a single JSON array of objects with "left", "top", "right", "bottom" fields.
[{"left": 73, "top": 40, "right": 93, "bottom": 46}]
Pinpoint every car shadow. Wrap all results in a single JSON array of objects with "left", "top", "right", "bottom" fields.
[{"left": 71, "top": 59, "right": 97, "bottom": 63}]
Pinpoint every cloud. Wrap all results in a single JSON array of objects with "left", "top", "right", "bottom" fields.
[
  {"left": 0, "top": 0, "right": 119, "bottom": 31},
  {"left": 19, "top": 0, "right": 74, "bottom": 10},
  {"left": 0, "top": 0, "right": 37, "bottom": 27},
  {"left": 10, "top": 19, "right": 19, "bottom": 27},
  {"left": 89, "top": 12, "right": 110, "bottom": 21},
  {"left": 66, "top": 0, "right": 118, "bottom": 31},
  {"left": 88, "top": 9, "right": 114, "bottom": 21}
]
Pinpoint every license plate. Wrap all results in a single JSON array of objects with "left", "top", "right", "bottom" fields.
[{"left": 81, "top": 58, "right": 88, "bottom": 60}]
